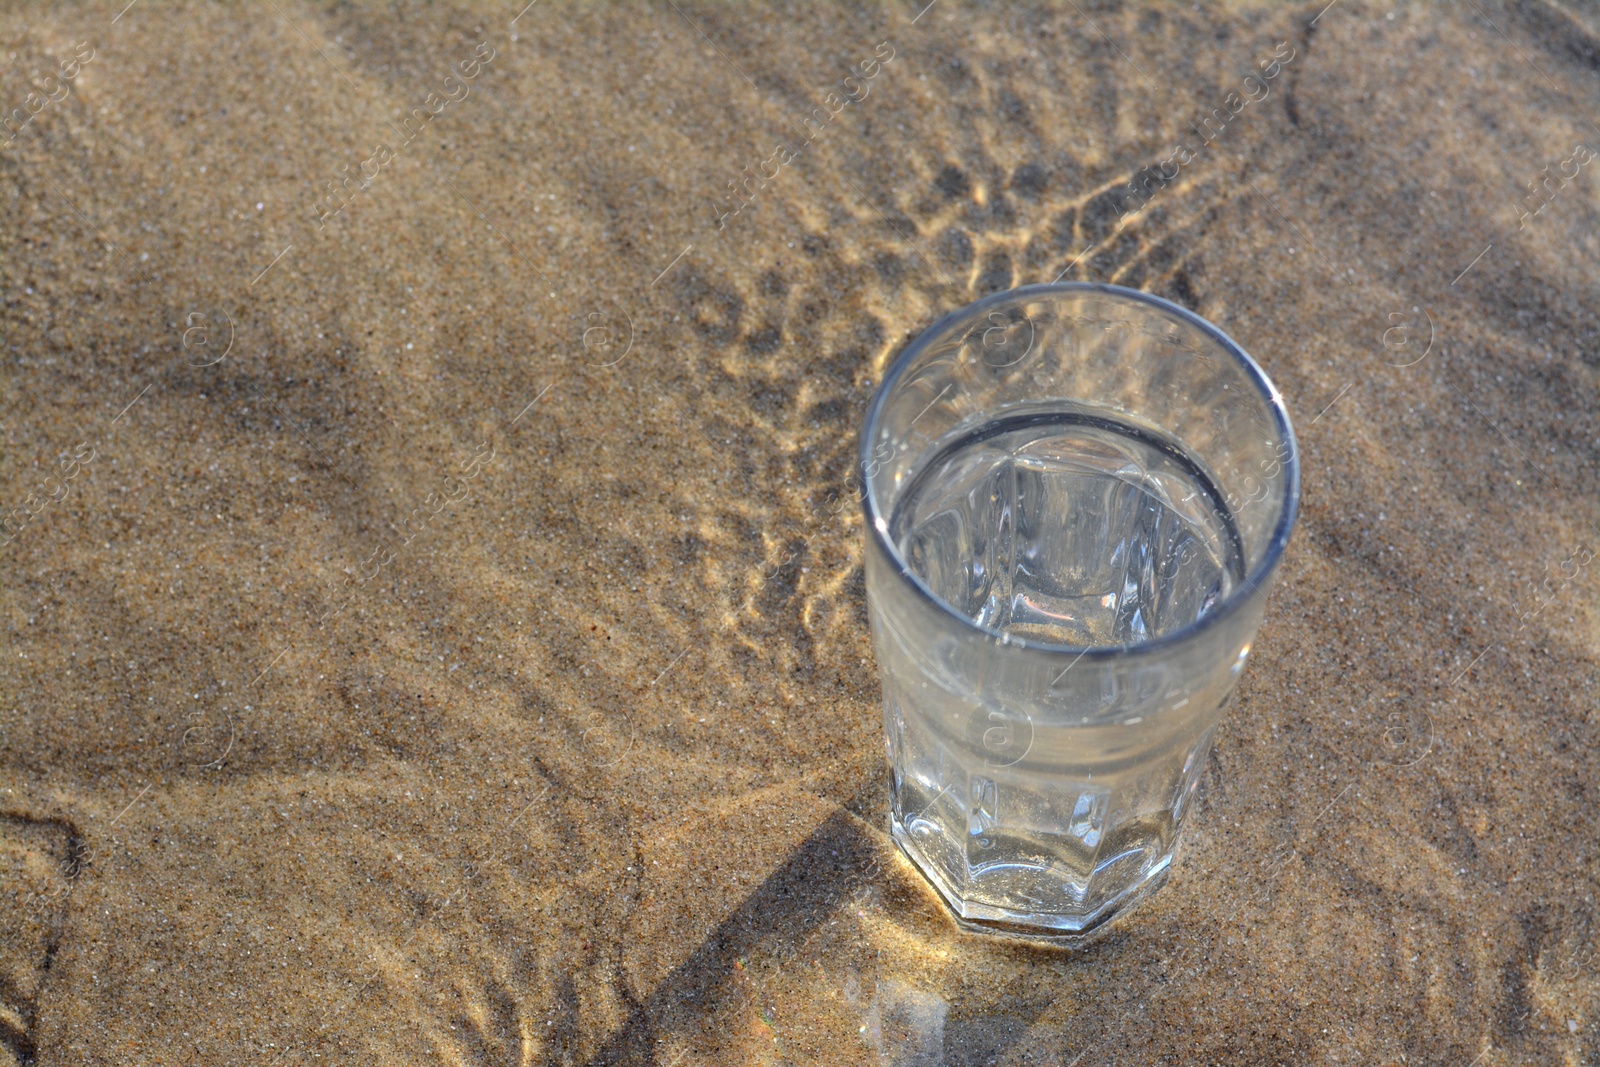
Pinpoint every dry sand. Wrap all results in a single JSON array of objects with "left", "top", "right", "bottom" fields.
[{"left": 2, "top": 0, "right": 1599, "bottom": 1063}]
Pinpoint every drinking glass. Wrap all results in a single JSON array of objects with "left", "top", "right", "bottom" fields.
[{"left": 859, "top": 282, "right": 1298, "bottom": 942}]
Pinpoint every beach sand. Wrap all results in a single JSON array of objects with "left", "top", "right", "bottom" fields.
[{"left": 2, "top": 0, "right": 1599, "bottom": 1062}]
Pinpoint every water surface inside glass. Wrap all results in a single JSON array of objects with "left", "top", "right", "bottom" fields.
[{"left": 891, "top": 405, "right": 1246, "bottom": 648}]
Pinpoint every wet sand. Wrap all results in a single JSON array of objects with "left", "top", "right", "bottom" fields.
[{"left": 2, "top": 0, "right": 1599, "bottom": 1063}]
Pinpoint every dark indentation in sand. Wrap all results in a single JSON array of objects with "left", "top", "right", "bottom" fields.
[
  {"left": 1009, "top": 163, "right": 1049, "bottom": 200},
  {"left": 1141, "top": 232, "right": 1181, "bottom": 278},
  {"left": 757, "top": 269, "right": 787, "bottom": 299},
  {"left": 747, "top": 382, "right": 795, "bottom": 417},
  {"left": 1117, "top": 258, "right": 1148, "bottom": 290},
  {"left": 976, "top": 249, "right": 1013, "bottom": 293},
  {"left": 849, "top": 311, "right": 886, "bottom": 361},
  {"left": 874, "top": 250, "right": 906, "bottom": 285},
  {"left": 744, "top": 323, "right": 783, "bottom": 355},
  {"left": 934, "top": 50, "right": 976, "bottom": 92},
  {"left": 1081, "top": 185, "right": 1133, "bottom": 245},
  {"left": 934, "top": 164, "right": 971, "bottom": 202},
  {"left": 976, "top": 191, "right": 1018, "bottom": 230},
  {"left": 676, "top": 269, "right": 744, "bottom": 346},
  {"left": 935, "top": 227, "right": 974, "bottom": 273},
  {"left": 1089, "top": 227, "right": 1141, "bottom": 279},
  {"left": 1166, "top": 266, "right": 1201, "bottom": 310},
  {"left": 997, "top": 88, "right": 1030, "bottom": 128},
  {"left": 674, "top": 531, "right": 705, "bottom": 566},
  {"left": 1025, "top": 206, "right": 1079, "bottom": 273},
  {"left": 804, "top": 396, "right": 853, "bottom": 428}
]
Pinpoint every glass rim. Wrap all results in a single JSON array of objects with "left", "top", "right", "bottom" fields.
[{"left": 859, "top": 281, "right": 1300, "bottom": 661}]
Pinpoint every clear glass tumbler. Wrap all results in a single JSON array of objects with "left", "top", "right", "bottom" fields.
[{"left": 860, "top": 283, "right": 1298, "bottom": 942}]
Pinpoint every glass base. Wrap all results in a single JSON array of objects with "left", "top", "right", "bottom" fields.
[{"left": 890, "top": 815, "right": 1172, "bottom": 947}]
